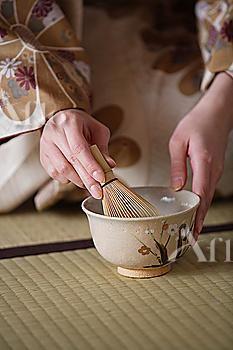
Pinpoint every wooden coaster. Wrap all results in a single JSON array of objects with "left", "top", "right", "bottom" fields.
[{"left": 117, "top": 264, "right": 172, "bottom": 279}]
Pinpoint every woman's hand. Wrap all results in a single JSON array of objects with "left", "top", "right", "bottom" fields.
[
  {"left": 40, "top": 109, "right": 115, "bottom": 199},
  {"left": 169, "top": 73, "right": 233, "bottom": 238}
]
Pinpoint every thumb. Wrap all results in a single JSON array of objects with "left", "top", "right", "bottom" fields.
[
  {"left": 92, "top": 142, "right": 116, "bottom": 169},
  {"left": 169, "top": 137, "right": 187, "bottom": 191},
  {"left": 103, "top": 154, "right": 116, "bottom": 168},
  {"left": 98, "top": 145, "right": 116, "bottom": 168}
]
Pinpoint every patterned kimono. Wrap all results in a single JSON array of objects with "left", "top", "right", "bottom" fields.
[
  {"left": 0, "top": 0, "right": 90, "bottom": 138},
  {"left": 0, "top": 0, "right": 232, "bottom": 212}
]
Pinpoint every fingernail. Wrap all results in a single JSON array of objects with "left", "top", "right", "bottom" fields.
[
  {"left": 197, "top": 221, "right": 204, "bottom": 235},
  {"left": 104, "top": 155, "right": 116, "bottom": 168},
  {"left": 93, "top": 170, "right": 105, "bottom": 183},
  {"left": 189, "top": 233, "right": 197, "bottom": 246},
  {"left": 90, "top": 184, "right": 102, "bottom": 199},
  {"left": 108, "top": 158, "right": 116, "bottom": 168},
  {"left": 171, "top": 177, "right": 183, "bottom": 191},
  {"left": 193, "top": 230, "right": 199, "bottom": 241}
]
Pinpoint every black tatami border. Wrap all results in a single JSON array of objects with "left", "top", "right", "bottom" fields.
[{"left": 0, "top": 223, "right": 232, "bottom": 260}]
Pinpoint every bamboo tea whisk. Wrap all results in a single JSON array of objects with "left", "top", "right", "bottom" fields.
[{"left": 90, "top": 145, "right": 159, "bottom": 218}]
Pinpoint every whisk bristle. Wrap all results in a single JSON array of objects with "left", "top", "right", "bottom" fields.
[
  {"left": 102, "top": 180, "right": 159, "bottom": 218},
  {"left": 90, "top": 145, "right": 159, "bottom": 218}
]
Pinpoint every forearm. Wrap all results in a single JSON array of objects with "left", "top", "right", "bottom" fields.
[
  {"left": 201, "top": 72, "right": 233, "bottom": 133},
  {"left": 215, "top": 73, "right": 233, "bottom": 131}
]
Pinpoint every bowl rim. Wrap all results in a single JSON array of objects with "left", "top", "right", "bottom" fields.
[{"left": 81, "top": 186, "right": 200, "bottom": 221}]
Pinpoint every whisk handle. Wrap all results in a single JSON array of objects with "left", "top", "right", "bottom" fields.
[{"left": 90, "top": 145, "right": 112, "bottom": 173}]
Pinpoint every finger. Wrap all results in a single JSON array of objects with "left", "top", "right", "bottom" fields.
[
  {"left": 40, "top": 152, "right": 69, "bottom": 184},
  {"left": 64, "top": 119, "right": 106, "bottom": 183},
  {"left": 194, "top": 172, "right": 217, "bottom": 239},
  {"left": 195, "top": 164, "right": 224, "bottom": 239},
  {"left": 46, "top": 143, "right": 85, "bottom": 189},
  {"left": 48, "top": 127, "right": 103, "bottom": 198},
  {"left": 103, "top": 154, "right": 116, "bottom": 168},
  {"left": 69, "top": 158, "right": 102, "bottom": 199},
  {"left": 169, "top": 136, "right": 187, "bottom": 190},
  {"left": 210, "top": 162, "right": 224, "bottom": 198},
  {"left": 190, "top": 151, "right": 212, "bottom": 237}
]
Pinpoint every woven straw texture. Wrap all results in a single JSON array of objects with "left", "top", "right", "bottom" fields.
[
  {"left": 0, "top": 199, "right": 232, "bottom": 249},
  {"left": 205, "top": 200, "right": 233, "bottom": 225},
  {"left": 0, "top": 201, "right": 90, "bottom": 249},
  {"left": 0, "top": 232, "right": 233, "bottom": 350}
]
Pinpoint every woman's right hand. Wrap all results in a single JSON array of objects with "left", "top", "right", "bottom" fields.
[{"left": 40, "top": 109, "right": 115, "bottom": 199}]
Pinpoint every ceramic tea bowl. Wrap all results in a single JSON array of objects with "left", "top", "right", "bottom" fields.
[{"left": 82, "top": 187, "right": 200, "bottom": 278}]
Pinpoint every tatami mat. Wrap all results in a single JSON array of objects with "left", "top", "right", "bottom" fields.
[
  {"left": 0, "top": 200, "right": 90, "bottom": 249},
  {"left": 0, "top": 198, "right": 232, "bottom": 249},
  {"left": 0, "top": 232, "right": 232, "bottom": 350},
  {"left": 205, "top": 199, "right": 233, "bottom": 225}
]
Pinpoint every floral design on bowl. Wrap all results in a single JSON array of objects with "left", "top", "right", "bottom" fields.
[{"left": 82, "top": 186, "right": 200, "bottom": 279}]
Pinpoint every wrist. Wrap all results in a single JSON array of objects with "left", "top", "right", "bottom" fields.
[{"left": 206, "top": 72, "right": 233, "bottom": 132}]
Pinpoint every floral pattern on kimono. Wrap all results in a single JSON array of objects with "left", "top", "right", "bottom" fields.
[
  {"left": 0, "top": 0, "right": 91, "bottom": 140},
  {"left": 196, "top": 0, "right": 233, "bottom": 89}
]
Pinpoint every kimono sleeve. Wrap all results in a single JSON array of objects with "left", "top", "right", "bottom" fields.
[
  {"left": 0, "top": 0, "right": 91, "bottom": 140},
  {"left": 196, "top": 0, "right": 233, "bottom": 90}
]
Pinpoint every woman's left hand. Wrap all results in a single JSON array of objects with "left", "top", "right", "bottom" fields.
[{"left": 169, "top": 72, "right": 233, "bottom": 238}]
